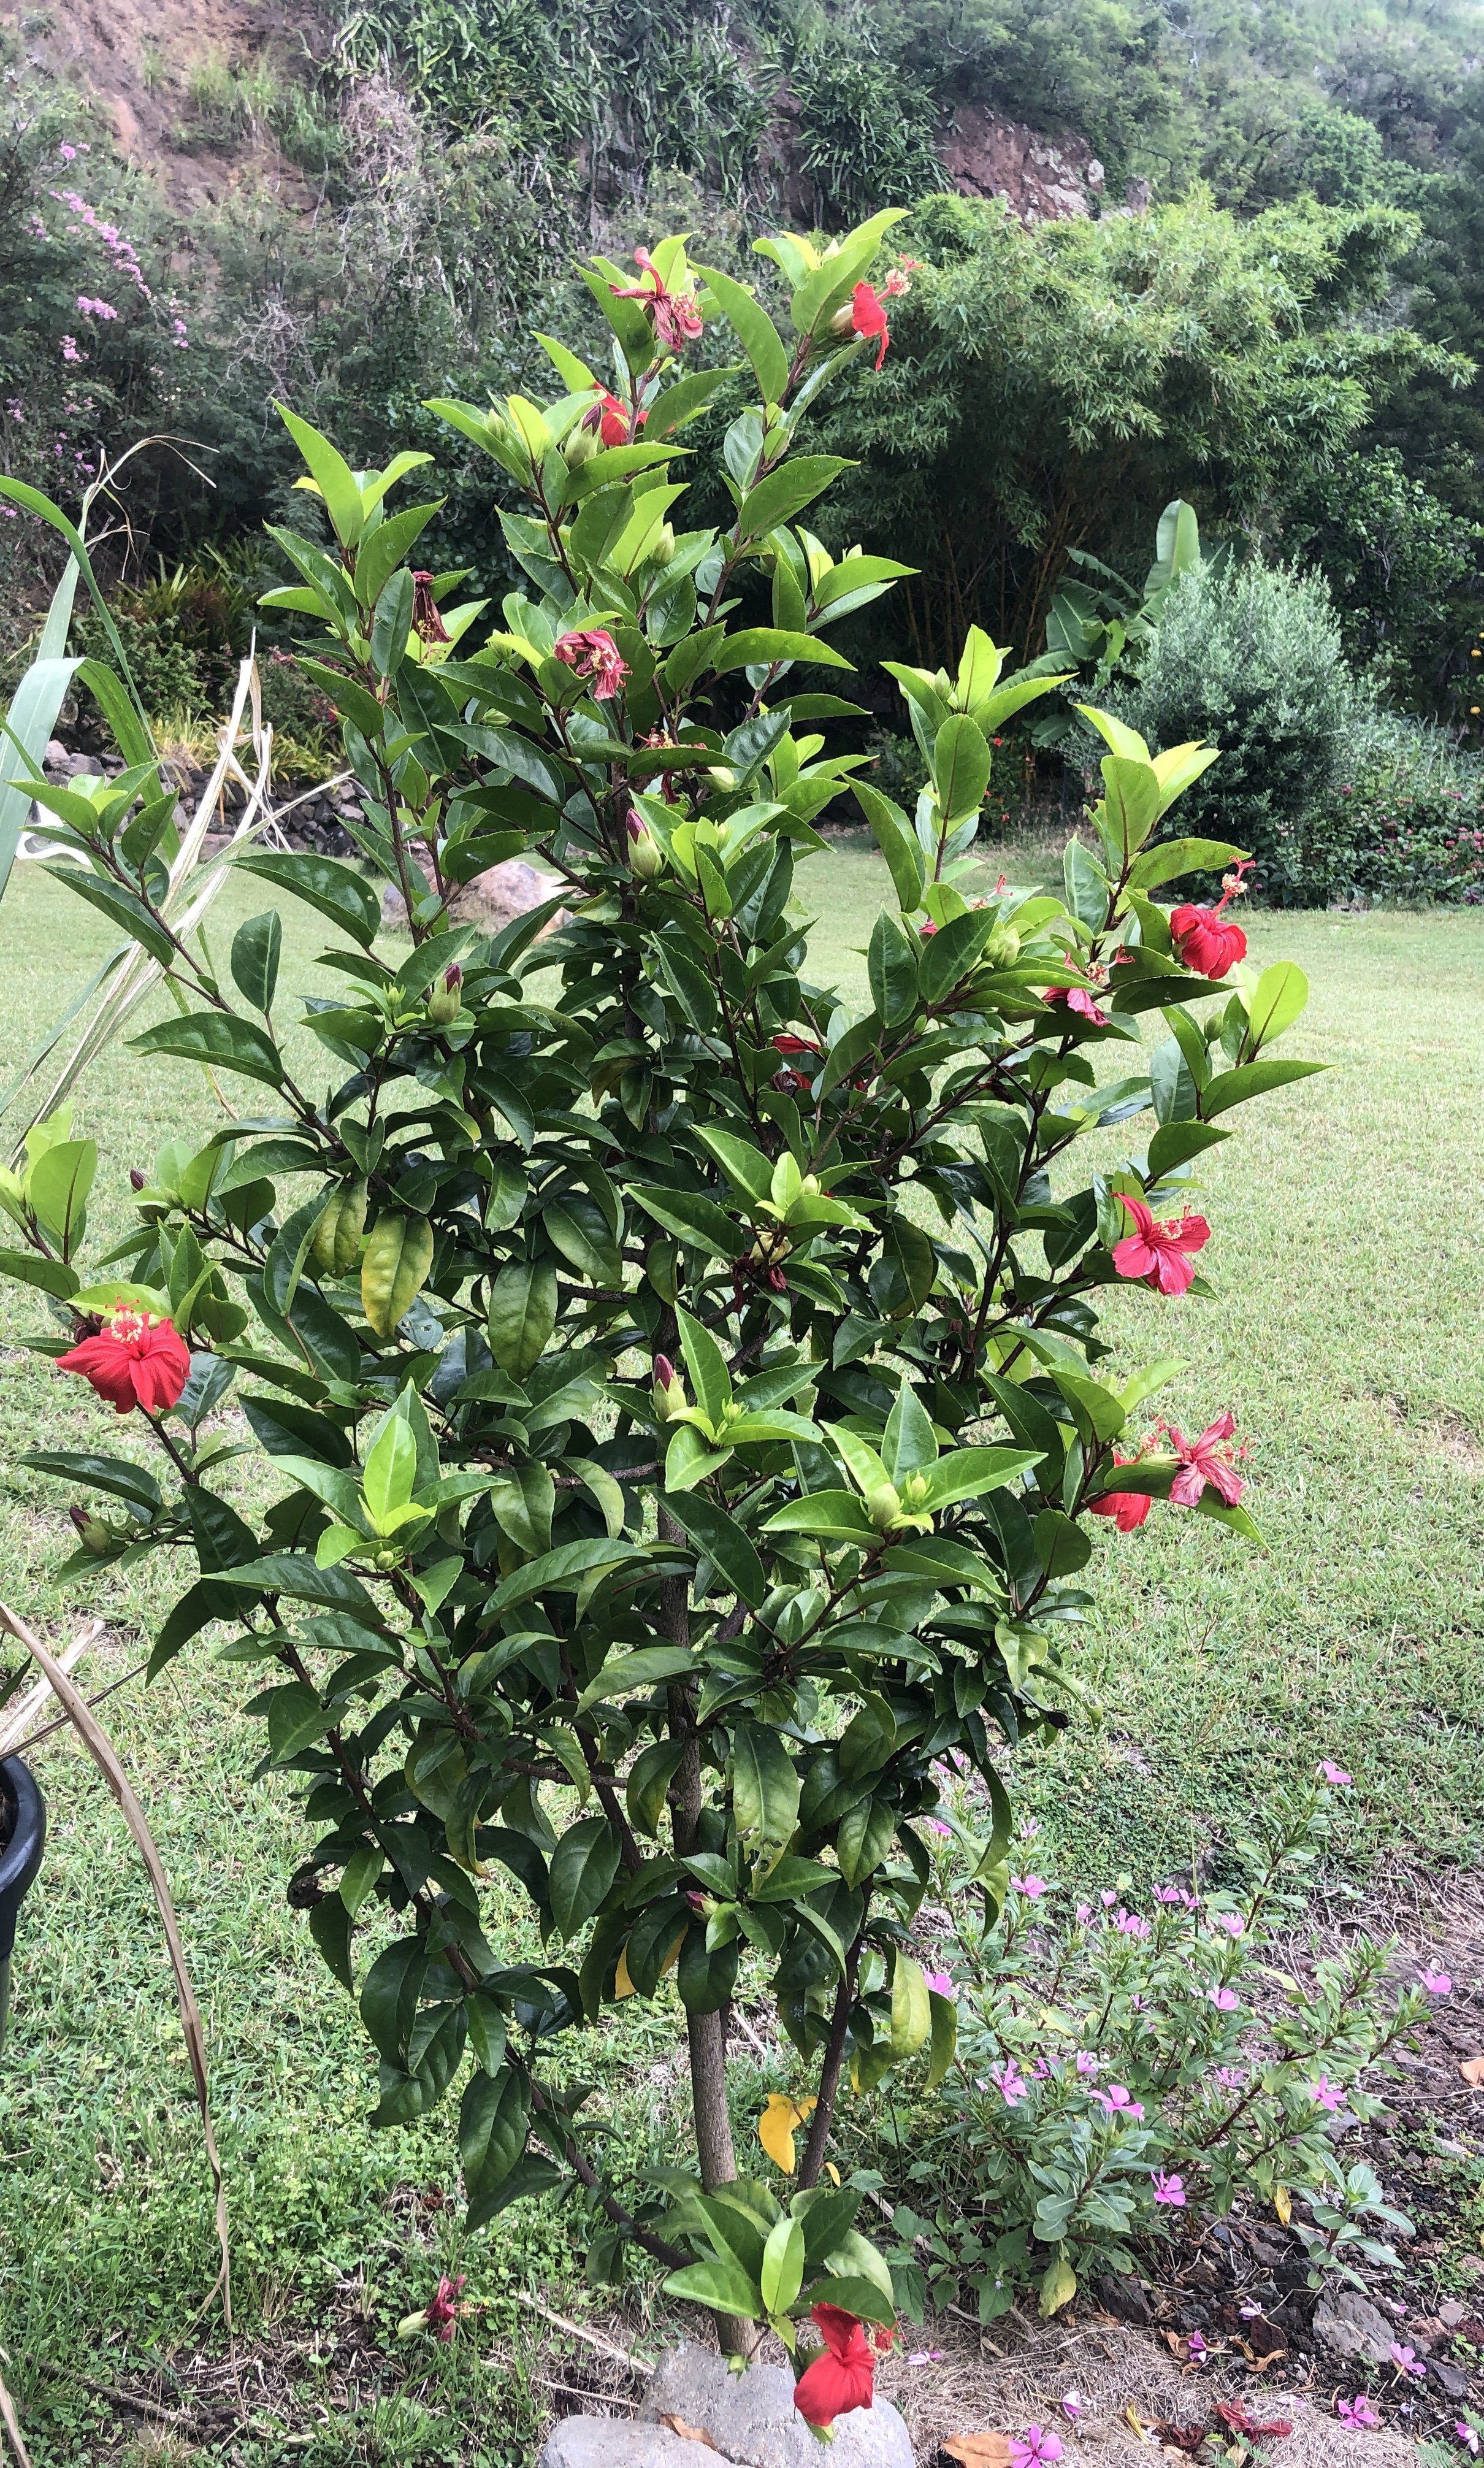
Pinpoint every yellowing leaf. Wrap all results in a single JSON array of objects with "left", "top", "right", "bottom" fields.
[
  {"left": 1039, "top": 2252, "right": 1077, "bottom": 2315},
  {"left": 1272, "top": 2186, "right": 1291, "bottom": 2226},
  {"left": 758, "top": 2091, "right": 816, "bottom": 2174},
  {"left": 615, "top": 1944, "right": 637, "bottom": 1999},
  {"left": 824, "top": 2161, "right": 841, "bottom": 2186}
]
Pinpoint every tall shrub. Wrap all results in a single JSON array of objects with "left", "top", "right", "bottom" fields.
[
  {"left": 1120, "top": 558, "right": 1356, "bottom": 895},
  {"left": 4, "top": 216, "right": 1320, "bottom": 2382}
]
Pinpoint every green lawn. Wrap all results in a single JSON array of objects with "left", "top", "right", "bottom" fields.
[{"left": 0, "top": 854, "right": 1480, "bottom": 2463}]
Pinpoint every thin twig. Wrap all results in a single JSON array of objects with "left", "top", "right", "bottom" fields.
[
  {"left": 0, "top": 1602, "right": 231, "bottom": 2331},
  {"left": 37, "top": 2362, "right": 199, "bottom": 2433},
  {"left": 0, "top": 1621, "right": 100, "bottom": 1757},
  {"left": 0, "top": 2362, "right": 33, "bottom": 2468},
  {"left": 8, "top": 1657, "right": 146, "bottom": 1757},
  {"left": 516, "top": 2293, "right": 654, "bottom": 2377}
]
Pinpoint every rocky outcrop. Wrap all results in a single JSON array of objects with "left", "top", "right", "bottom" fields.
[{"left": 937, "top": 102, "right": 1105, "bottom": 223}]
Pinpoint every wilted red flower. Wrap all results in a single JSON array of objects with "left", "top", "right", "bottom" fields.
[
  {"left": 849, "top": 281, "right": 890, "bottom": 369},
  {"left": 611, "top": 248, "right": 703, "bottom": 351},
  {"left": 1168, "top": 1412, "right": 1245, "bottom": 1507},
  {"left": 426, "top": 2274, "right": 465, "bottom": 2341},
  {"left": 58, "top": 1307, "right": 191, "bottom": 1416},
  {"left": 1046, "top": 984, "right": 1109, "bottom": 1027},
  {"left": 794, "top": 2305, "right": 879, "bottom": 2429},
  {"left": 1087, "top": 1459, "right": 1152, "bottom": 1530},
  {"left": 1112, "top": 1195, "right": 1211, "bottom": 1297},
  {"left": 1172, "top": 860, "right": 1255, "bottom": 978},
  {"left": 553, "top": 628, "right": 629, "bottom": 702},
  {"left": 771, "top": 1030, "right": 822, "bottom": 1092},
  {"left": 410, "top": 572, "right": 449, "bottom": 645}
]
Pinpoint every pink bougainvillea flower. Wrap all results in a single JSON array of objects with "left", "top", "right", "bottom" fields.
[
  {"left": 553, "top": 627, "right": 628, "bottom": 701},
  {"left": 59, "top": 1307, "right": 191, "bottom": 1416},
  {"left": 1011, "top": 2426, "right": 1064, "bottom": 2467},
  {"left": 1421, "top": 1968, "right": 1452, "bottom": 1995},
  {"left": 1112, "top": 1194, "right": 1212, "bottom": 1296},
  {"left": 1011, "top": 1874, "right": 1047, "bottom": 1899},
  {"left": 1167, "top": 1412, "right": 1246, "bottom": 1507},
  {"left": 611, "top": 248, "right": 704, "bottom": 351},
  {"left": 794, "top": 2305, "right": 878, "bottom": 2428},
  {"left": 1390, "top": 2344, "right": 1426, "bottom": 2380},
  {"left": 923, "top": 1969, "right": 954, "bottom": 1997},
  {"left": 1172, "top": 860, "right": 1255, "bottom": 978},
  {"left": 1087, "top": 1455, "right": 1152, "bottom": 1530},
  {"left": 1152, "top": 2171, "right": 1187, "bottom": 2207},
  {"left": 1337, "top": 2396, "right": 1380, "bottom": 2429},
  {"left": 1046, "top": 983, "right": 1111, "bottom": 1027}
]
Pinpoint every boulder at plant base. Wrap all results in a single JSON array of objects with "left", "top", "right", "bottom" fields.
[
  {"left": 1312, "top": 2289, "right": 1399, "bottom": 2367},
  {"left": 648, "top": 2341, "right": 913, "bottom": 2466},
  {"left": 538, "top": 2421, "right": 702, "bottom": 2467},
  {"left": 381, "top": 857, "right": 567, "bottom": 934}
]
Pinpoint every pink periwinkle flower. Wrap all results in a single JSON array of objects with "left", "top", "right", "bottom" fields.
[
  {"left": 906, "top": 2349, "right": 946, "bottom": 2367},
  {"left": 1310, "top": 2074, "right": 1345, "bottom": 2112},
  {"left": 1318, "top": 1760, "right": 1352, "bottom": 1786},
  {"left": 1012, "top": 1874, "right": 1048, "bottom": 1900},
  {"left": 1214, "top": 2066, "right": 1247, "bottom": 2090},
  {"left": 1421, "top": 1968, "right": 1453, "bottom": 1996},
  {"left": 59, "top": 142, "right": 76, "bottom": 160},
  {"left": 1011, "top": 2428, "right": 1064, "bottom": 2468},
  {"left": 1100, "top": 1888, "right": 1118, "bottom": 1907},
  {"left": 923, "top": 1970, "right": 954, "bottom": 1998},
  {"left": 1152, "top": 2171, "right": 1186, "bottom": 2206},
  {"left": 1456, "top": 2424, "right": 1479, "bottom": 2456},
  {"left": 1114, "top": 1908, "right": 1151, "bottom": 1939},
  {"left": 990, "top": 2060, "right": 1029, "bottom": 2107},
  {"left": 1390, "top": 2344, "right": 1425, "bottom": 2380},
  {"left": 1074, "top": 2051, "right": 1102, "bottom": 2075},
  {"left": 1211, "top": 1910, "right": 1244, "bottom": 1939},
  {"left": 1076, "top": 1902, "right": 1093, "bottom": 1923},
  {"left": 927, "top": 1818, "right": 953, "bottom": 1838},
  {"left": 1337, "top": 2396, "right": 1380, "bottom": 2429},
  {"left": 1186, "top": 2328, "right": 1207, "bottom": 2358},
  {"left": 1018, "top": 1817, "right": 1040, "bottom": 1841},
  {"left": 1093, "top": 2083, "right": 1144, "bottom": 2121},
  {"left": 1061, "top": 2392, "right": 1084, "bottom": 2422},
  {"left": 1206, "top": 1987, "right": 1239, "bottom": 2012}
]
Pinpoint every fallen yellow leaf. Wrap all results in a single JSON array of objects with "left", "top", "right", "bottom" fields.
[
  {"left": 941, "top": 2435, "right": 1013, "bottom": 2467},
  {"left": 1459, "top": 2055, "right": 1484, "bottom": 2088},
  {"left": 658, "top": 2416, "right": 720, "bottom": 2451},
  {"left": 758, "top": 2091, "right": 817, "bottom": 2174},
  {"left": 1272, "top": 2186, "right": 1291, "bottom": 2226}
]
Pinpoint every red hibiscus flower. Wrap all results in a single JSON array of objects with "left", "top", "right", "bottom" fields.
[
  {"left": 1111, "top": 1195, "right": 1211, "bottom": 1297},
  {"left": 849, "top": 281, "right": 890, "bottom": 369},
  {"left": 771, "top": 1030, "right": 822, "bottom": 1092},
  {"left": 794, "top": 2305, "right": 879, "bottom": 2429},
  {"left": 1087, "top": 1458, "right": 1152, "bottom": 1530},
  {"left": 58, "top": 1306, "right": 191, "bottom": 1416},
  {"left": 1046, "top": 984, "right": 1110, "bottom": 1027},
  {"left": 553, "top": 628, "right": 629, "bottom": 702},
  {"left": 595, "top": 391, "right": 646, "bottom": 448},
  {"left": 1167, "top": 1412, "right": 1245, "bottom": 1506},
  {"left": 611, "top": 248, "right": 703, "bottom": 352},
  {"left": 1172, "top": 859, "right": 1255, "bottom": 979}
]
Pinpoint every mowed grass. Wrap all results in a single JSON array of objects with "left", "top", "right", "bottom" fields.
[{"left": 0, "top": 851, "right": 1480, "bottom": 2461}]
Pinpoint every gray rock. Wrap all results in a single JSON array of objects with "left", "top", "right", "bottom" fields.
[
  {"left": 1312, "top": 2290, "right": 1399, "bottom": 2366},
  {"left": 1427, "top": 2358, "right": 1472, "bottom": 2401},
  {"left": 636, "top": 2342, "right": 913, "bottom": 2468},
  {"left": 381, "top": 856, "right": 567, "bottom": 936},
  {"left": 539, "top": 2419, "right": 698, "bottom": 2467}
]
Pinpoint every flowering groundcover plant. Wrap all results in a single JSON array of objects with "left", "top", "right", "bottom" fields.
[
  {"left": 879, "top": 1776, "right": 1427, "bottom": 2322},
  {"left": 2, "top": 211, "right": 1320, "bottom": 2396}
]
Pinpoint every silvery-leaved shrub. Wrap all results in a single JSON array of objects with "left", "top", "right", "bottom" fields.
[{"left": 6, "top": 210, "right": 1321, "bottom": 2385}]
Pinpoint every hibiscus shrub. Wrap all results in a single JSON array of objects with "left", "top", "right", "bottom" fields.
[
  {"left": 4, "top": 210, "right": 1321, "bottom": 2398},
  {"left": 878, "top": 1768, "right": 1428, "bottom": 2323}
]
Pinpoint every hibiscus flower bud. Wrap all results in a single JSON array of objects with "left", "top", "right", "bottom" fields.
[
  {"left": 425, "top": 962, "right": 462, "bottom": 1026},
  {"left": 652, "top": 1355, "right": 687, "bottom": 1420},
  {"left": 645, "top": 522, "right": 676, "bottom": 569},
  {"left": 705, "top": 765, "right": 735, "bottom": 792},
  {"left": 69, "top": 1501, "right": 113, "bottom": 1553},
  {"left": 129, "top": 1168, "right": 146, "bottom": 1191},
  {"left": 565, "top": 420, "right": 601, "bottom": 469},
  {"left": 626, "top": 810, "right": 664, "bottom": 881}
]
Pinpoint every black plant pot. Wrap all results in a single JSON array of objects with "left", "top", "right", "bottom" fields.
[{"left": 0, "top": 1754, "right": 45, "bottom": 2056}]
